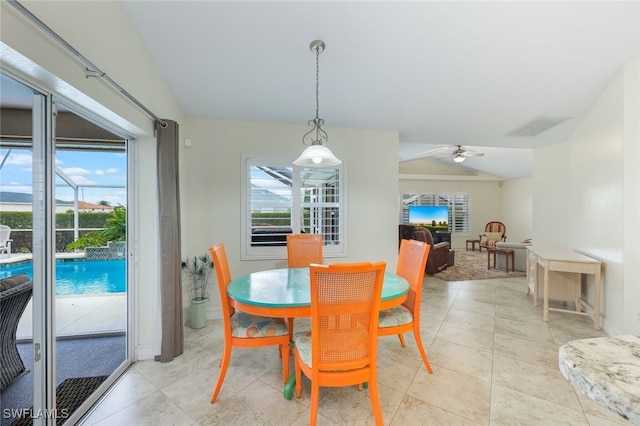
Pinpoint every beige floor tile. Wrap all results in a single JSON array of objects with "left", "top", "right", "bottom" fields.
[
  {"left": 90, "top": 391, "right": 196, "bottom": 426},
  {"left": 407, "top": 365, "right": 491, "bottom": 424},
  {"left": 436, "top": 321, "right": 495, "bottom": 353},
  {"left": 198, "top": 379, "right": 307, "bottom": 425},
  {"left": 428, "top": 337, "right": 493, "bottom": 381},
  {"left": 492, "top": 354, "right": 582, "bottom": 410},
  {"left": 490, "top": 385, "right": 589, "bottom": 425},
  {"left": 493, "top": 333, "right": 559, "bottom": 369},
  {"left": 390, "top": 394, "right": 482, "bottom": 425},
  {"left": 443, "top": 307, "right": 495, "bottom": 332},
  {"left": 81, "top": 369, "right": 158, "bottom": 425},
  {"left": 494, "top": 316, "right": 556, "bottom": 344}
]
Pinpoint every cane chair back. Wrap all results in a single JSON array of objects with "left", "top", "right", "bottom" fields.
[
  {"left": 293, "top": 261, "right": 386, "bottom": 425},
  {"left": 286, "top": 234, "right": 323, "bottom": 268}
]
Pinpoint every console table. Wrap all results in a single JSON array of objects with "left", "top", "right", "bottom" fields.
[
  {"left": 526, "top": 246, "right": 602, "bottom": 330},
  {"left": 559, "top": 335, "right": 640, "bottom": 423}
]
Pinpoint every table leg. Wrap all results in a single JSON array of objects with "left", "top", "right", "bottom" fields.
[
  {"left": 594, "top": 267, "right": 601, "bottom": 330},
  {"left": 543, "top": 260, "right": 549, "bottom": 322}
]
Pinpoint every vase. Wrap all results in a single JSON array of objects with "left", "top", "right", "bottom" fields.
[{"left": 190, "top": 298, "right": 207, "bottom": 329}]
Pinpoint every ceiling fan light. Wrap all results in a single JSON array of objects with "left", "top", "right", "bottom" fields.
[
  {"left": 453, "top": 155, "right": 466, "bottom": 163},
  {"left": 294, "top": 144, "right": 342, "bottom": 167}
]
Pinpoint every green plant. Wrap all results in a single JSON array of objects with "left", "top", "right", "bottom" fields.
[
  {"left": 182, "top": 254, "right": 214, "bottom": 301},
  {"left": 101, "top": 205, "right": 126, "bottom": 242},
  {"left": 66, "top": 232, "right": 107, "bottom": 251}
]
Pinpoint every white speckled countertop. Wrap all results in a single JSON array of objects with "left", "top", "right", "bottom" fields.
[{"left": 559, "top": 335, "right": 640, "bottom": 424}]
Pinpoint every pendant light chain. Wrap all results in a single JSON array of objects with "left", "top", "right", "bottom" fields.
[{"left": 315, "top": 45, "right": 320, "bottom": 120}]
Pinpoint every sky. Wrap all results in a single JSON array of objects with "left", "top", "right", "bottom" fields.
[{"left": 0, "top": 148, "right": 128, "bottom": 207}]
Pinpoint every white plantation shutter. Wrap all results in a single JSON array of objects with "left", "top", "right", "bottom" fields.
[{"left": 243, "top": 157, "right": 345, "bottom": 259}]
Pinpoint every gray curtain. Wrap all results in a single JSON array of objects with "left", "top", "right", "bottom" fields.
[{"left": 156, "top": 119, "right": 183, "bottom": 362}]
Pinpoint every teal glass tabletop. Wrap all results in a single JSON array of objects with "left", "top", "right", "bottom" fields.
[{"left": 227, "top": 267, "right": 409, "bottom": 308}]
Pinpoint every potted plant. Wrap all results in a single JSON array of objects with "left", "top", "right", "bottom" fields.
[{"left": 182, "top": 254, "right": 214, "bottom": 329}]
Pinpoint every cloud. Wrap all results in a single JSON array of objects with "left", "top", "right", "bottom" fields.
[
  {"left": 68, "top": 175, "right": 97, "bottom": 185},
  {"left": 95, "top": 170, "right": 105, "bottom": 175},
  {"left": 61, "top": 167, "right": 91, "bottom": 175},
  {"left": 106, "top": 168, "right": 119, "bottom": 174},
  {"left": 5, "top": 153, "right": 32, "bottom": 165}
]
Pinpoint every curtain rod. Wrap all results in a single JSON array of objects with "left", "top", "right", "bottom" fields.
[{"left": 7, "top": 0, "right": 168, "bottom": 128}]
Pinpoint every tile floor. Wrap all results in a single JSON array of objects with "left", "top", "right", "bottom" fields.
[{"left": 80, "top": 275, "right": 630, "bottom": 425}]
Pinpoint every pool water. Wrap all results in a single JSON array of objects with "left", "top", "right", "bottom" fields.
[{"left": 0, "top": 259, "right": 126, "bottom": 295}]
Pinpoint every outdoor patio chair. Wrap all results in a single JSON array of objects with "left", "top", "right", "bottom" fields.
[
  {"left": 0, "top": 274, "right": 33, "bottom": 391},
  {"left": 0, "top": 225, "right": 12, "bottom": 256}
]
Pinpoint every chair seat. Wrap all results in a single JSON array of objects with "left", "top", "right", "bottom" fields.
[
  {"left": 231, "top": 311, "right": 289, "bottom": 338},
  {"left": 378, "top": 305, "right": 413, "bottom": 328}
]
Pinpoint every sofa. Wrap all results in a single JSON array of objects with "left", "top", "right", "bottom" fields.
[
  {"left": 495, "top": 241, "right": 531, "bottom": 272},
  {"left": 0, "top": 274, "right": 33, "bottom": 391},
  {"left": 399, "top": 225, "right": 454, "bottom": 275}
]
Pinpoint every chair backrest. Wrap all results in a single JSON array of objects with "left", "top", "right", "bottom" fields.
[
  {"left": 309, "top": 261, "right": 386, "bottom": 372},
  {"left": 209, "top": 243, "right": 234, "bottom": 320},
  {"left": 484, "top": 221, "right": 505, "bottom": 235},
  {"left": 397, "top": 239, "right": 430, "bottom": 313},
  {"left": 286, "top": 234, "right": 323, "bottom": 268},
  {"left": 0, "top": 225, "right": 10, "bottom": 245}
]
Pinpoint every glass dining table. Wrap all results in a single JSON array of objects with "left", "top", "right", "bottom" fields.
[{"left": 226, "top": 267, "right": 410, "bottom": 319}]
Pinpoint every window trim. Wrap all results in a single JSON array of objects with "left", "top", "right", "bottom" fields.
[{"left": 241, "top": 155, "right": 348, "bottom": 260}]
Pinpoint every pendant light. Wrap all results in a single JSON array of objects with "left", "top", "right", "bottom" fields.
[{"left": 294, "top": 40, "right": 341, "bottom": 167}]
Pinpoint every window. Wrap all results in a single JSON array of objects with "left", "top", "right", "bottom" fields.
[
  {"left": 242, "top": 156, "right": 345, "bottom": 259},
  {"left": 400, "top": 192, "right": 470, "bottom": 233}
]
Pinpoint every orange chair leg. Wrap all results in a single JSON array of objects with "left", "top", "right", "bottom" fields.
[
  {"left": 309, "top": 382, "right": 320, "bottom": 426},
  {"left": 397, "top": 333, "right": 406, "bottom": 347},
  {"left": 211, "top": 344, "right": 232, "bottom": 403},
  {"left": 413, "top": 328, "right": 433, "bottom": 374},
  {"left": 368, "top": 379, "right": 384, "bottom": 425},
  {"left": 294, "top": 360, "right": 302, "bottom": 398},
  {"left": 280, "top": 344, "right": 289, "bottom": 383}
]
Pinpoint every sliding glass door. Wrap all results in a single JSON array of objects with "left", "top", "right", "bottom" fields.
[{"left": 0, "top": 71, "right": 133, "bottom": 425}]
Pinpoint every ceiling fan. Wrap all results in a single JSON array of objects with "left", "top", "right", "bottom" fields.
[{"left": 400, "top": 145, "right": 485, "bottom": 164}]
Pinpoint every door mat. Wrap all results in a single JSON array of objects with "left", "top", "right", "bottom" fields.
[{"left": 9, "top": 375, "right": 108, "bottom": 426}]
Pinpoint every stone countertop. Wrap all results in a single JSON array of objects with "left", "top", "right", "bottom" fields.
[{"left": 559, "top": 335, "right": 640, "bottom": 424}]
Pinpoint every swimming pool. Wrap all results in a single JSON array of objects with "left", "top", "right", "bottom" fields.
[{"left": 0, "top": 259, "right": 126, "bottom": 295}]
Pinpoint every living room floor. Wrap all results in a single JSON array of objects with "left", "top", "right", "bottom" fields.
[{"left": 80, "top": 276, "right": 628, "bottom": 425}]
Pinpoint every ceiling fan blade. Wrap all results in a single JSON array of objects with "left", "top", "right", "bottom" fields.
[
  {"left": 461, "top": 151, "right": 485, "bottom": 157},
  {"left": 399, "top": 146, "right": 452, "bottom": 163}
]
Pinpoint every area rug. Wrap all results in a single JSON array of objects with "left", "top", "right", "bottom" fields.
[
  {"left": 9, "top": 376, "right": 108, "bottom": 426},
  {"left": 433, "top": 250, "right": 526, "bottom": 281}
]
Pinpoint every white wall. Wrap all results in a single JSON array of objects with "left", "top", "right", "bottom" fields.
[
  {"left": 181, "top": 119, "right": 400, "bottom": 317},
  {"left": 1, "top": 1, "right": 185, "bottom": 359},
  {"left": 533, "top": 59, "right": 640, "bottom": 335},
  {"left": 501, "top": 178, "right": 532, "bottom": 244}
]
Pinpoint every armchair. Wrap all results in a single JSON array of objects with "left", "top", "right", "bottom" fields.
[
  {"left": 399, "top": 225, "right": 454, "bottom": 275},
  {"left": 479, "top": 221, "right": 506, "bottom": 251},
  {"left": 1, "top": 274, "right": 33, "bottom": 391}
]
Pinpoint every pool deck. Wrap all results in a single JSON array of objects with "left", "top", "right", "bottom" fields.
[
  {"left": 1, "top": 254, "right": 127, "bottom": 340},
  {"left": 16, "top": 294, "right": 126, "bottom": 340}
]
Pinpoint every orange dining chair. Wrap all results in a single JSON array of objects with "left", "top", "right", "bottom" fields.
[
  {"left": 286, "top": 234, "right": 323, "bottom": 268},
  {"left": 208, "top": 243, "right": 290, "bottom": 403},
  {"left": 285, "top": 234, "right": 323, "bottom": 337},
  {"left": 293, "top": 261, "right": 386, "bottom": 426},
  {"left": 378, "top": 239, "right": 433, "bottom": 373}
]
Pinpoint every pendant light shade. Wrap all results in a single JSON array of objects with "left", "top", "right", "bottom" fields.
[
  {"left": 294, "top": 40, "right": 341, "bottom": 167},
  {"left": 294, "top": 143, "right": 342, "bottom": 167}
]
